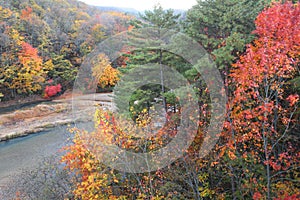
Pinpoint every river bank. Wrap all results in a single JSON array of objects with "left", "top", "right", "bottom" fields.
[
  {"left": 0, "top": 93, "right": 114, "bottom": 142},
  {"left": 0, "top": 92, "right": 114, "bottom": 191}
]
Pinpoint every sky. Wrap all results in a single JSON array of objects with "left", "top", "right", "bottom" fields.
[{"left": 79, "top": 0, "right": 197, "bottom": 11}]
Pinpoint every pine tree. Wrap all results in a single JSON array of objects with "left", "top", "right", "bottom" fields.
[
  {"left": 184, "top": 0, "right": 271, "bottom": 71},
  {"left": 114, "top": 5, "right": 184, "bottom": 119}
]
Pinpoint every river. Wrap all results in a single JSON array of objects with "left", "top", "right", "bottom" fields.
[
  {"left": 0, "top": 121, "right": 94, "bottom": 186},
  {"left": 0, "top": 93, "right": 112, "bottom": 188}
]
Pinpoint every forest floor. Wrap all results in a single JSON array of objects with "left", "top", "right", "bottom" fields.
[{"left": 0, "top": 92, "right": 114, "bottom": 141}]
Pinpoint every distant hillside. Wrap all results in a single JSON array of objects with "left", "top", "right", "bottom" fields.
[
  {"left": 96, "top": 6, "right": 187, "bottom": 17},
  {"left": 97, "top": 6, "right": 140, "bottom": 15}
]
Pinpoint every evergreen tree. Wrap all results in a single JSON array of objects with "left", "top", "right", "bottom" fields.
[
  {"left": 184, "top": 0, "right": 271, "bottom": 71},
  {"left": 114, "top": 5, "right": 185, "bottom": 119}
]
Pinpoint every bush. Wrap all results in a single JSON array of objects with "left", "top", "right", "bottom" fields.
[{"left": 44, "top": 83, "right": 62, "bottom": 99}]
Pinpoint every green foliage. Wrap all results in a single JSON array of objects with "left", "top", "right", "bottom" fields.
[
  {"left": 128, "top": 84, "right": 164, "bottom": 120},
  {"left": 48, "top": 54, "right": 77, "bottom": 88},
  {"left": 289, "top": 76, "right": 300, "bottom": 93},
  {"left": 184, "top": 0, "right": 270, "bottom": 70},
  {"left": 116, "top": 5, "right": 186, "bottom": 118},
  {"left": 138, "top": 4, "right": 181, "bottom": 29}
]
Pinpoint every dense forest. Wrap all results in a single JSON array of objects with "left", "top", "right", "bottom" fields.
[
  {"left": 1, "top": 0, "right": 299, "bottom": 199},
  {"left": 0, "top": 0, "right": 132, "bottom": 100}
]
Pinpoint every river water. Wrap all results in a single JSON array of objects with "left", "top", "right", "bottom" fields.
[{"left": 0, "top": 121, "right": 93, "bottom": 185}]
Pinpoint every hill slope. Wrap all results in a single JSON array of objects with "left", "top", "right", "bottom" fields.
[{"left": 0, "top": 0, "right": 133, "bottom": 101}]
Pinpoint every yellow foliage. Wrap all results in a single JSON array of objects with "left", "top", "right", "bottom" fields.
[
  {"left": 0, "top": 6, "right": 13, "bottom": 20},
  {"left": 92, "top": 53, "right": 120, "bottom": 88},
  {"left": 62, "top": 108, "right": 181, "bottom": 199},
  {"left": 7, "top": 28, "right": 24, "bottom": 46},
  {"left": 2, "top": 42, "right": 53, "bottom": 94}
]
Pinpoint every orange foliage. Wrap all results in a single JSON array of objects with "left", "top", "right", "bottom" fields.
[
  {"left": 98, "top": 65, "right": 120, "bottom": 88},
  {"left": 18, "top": 42, "right": 41, "bottom": 70},
  {"left": 20, "top": 6, "right": 33, "bottom": 20},
  {"left": 61, "top": 107, "right": 183, "bottom": 199},
  {"left": 222, "top": 1, "right": 300, "bottom": 197}
]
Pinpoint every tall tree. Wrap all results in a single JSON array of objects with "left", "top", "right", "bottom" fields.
[
  {"left": 115, "top": 4, "right": 183, "bottom": 118},
  {"left": 221, "top": 2, "right": 300, "bottom": 199}
]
